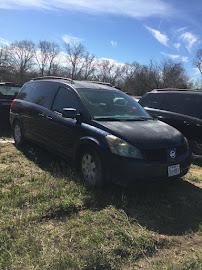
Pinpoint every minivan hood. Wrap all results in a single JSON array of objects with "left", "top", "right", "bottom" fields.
[{"left": 94, "top": 120, "right": 184, "bottom": 149}]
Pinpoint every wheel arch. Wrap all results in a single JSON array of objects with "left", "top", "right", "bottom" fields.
[
  {"left": 11, "top": 116, "right": 23, "bottom": 129},
  {"left": 74, "top": 136, "right": 103, "bottom": 170}
]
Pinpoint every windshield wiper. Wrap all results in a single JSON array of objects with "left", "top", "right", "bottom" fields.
[
  {"left": 94, "top": 117, "right": 124, "bottom": 121},
  {"left": 94, "top": 116, "right": 152, "bottom": 121},
  {"left": 127, "top": 117, "right": 152, "bottom": 121}
]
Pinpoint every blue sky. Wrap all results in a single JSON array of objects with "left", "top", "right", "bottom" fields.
[{"left": 0, "top": 0, "right": 202, "bottom": 79}]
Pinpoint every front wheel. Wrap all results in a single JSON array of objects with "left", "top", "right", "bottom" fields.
[
  {"left": 79, "top": 149, "right": 104, "bottom": 187},
  {"left": 189, "top": 140, "right": 202, "bottom": 156},
  {"left": 13, "top": 121, "right": 24, "bottom": 148}
]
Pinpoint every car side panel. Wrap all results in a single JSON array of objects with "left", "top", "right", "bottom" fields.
[
  {"left": 145, "top": 107, "right": 202, "bottom": 143},
  {"left": 41, "top": 111, "right": 83, "bottom": 158}
]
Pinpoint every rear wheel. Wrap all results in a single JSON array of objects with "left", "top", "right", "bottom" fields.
[
  {"left": 79, "top": 148, "right": 104, "bottom": 187},
  {"left": 13, "top": 121, "right": 24, "bottom": 148}
]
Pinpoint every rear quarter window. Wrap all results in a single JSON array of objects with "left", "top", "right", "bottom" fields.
[{"left": 0, "top": 86, "right": 20, "bottom": 98}]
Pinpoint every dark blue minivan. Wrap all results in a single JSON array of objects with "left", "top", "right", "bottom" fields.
[{"left": 10, "top": 77, "right": 191, "bottom": 186}]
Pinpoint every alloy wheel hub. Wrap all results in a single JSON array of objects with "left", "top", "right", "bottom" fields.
[
  {"left": 14, "top": 125, "right": 21, "bottom": 144},
  {"left": 81, "top": 154, "right": 97, "bottom": 184}
]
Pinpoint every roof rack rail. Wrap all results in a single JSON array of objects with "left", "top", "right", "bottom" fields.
[
  {"left": 85, "top": 80, "right": 113, "bottom": 87},
  {"left": 0, "top": 82, "right": 21, "bottom": 86},
  {"left": 32, "top": 76, "right": 74, "bottom": 83},
  {"left": 152, "top": 88, "right": 193, "bottom": 92}
]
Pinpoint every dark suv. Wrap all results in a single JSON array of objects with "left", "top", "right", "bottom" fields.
[
  {"left": 139, "top": 89, "right": 202, "bottom": 154},
  {"left": 10, "top": 78, "right": 191, "bottom": 186},
  {"left": 0, "top": 82, "right": 20, "bottom": 126}
]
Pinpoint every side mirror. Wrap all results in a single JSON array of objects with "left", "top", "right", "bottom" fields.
[
  {"left": 62, "top": 108, "right": 83, "bottom": 122},
  {"left": 62, "top": 108, "right": 78, "bottom": 119}
]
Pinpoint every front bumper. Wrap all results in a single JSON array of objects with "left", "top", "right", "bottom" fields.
[
  {"left": 105, "top": 151, "right": 192, "bottom": 185},
  {"left": 0, "top": 106, "right": 11, "bottom": 126}
]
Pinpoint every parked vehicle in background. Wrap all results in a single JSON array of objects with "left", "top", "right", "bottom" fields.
[
  {"left": 133, "top": 96, "right": 141, "bottom": 102},
  {"left": 0, "top": 82, "right": 21, "bottom": 126},
  {"left": 139, "top": 89, "right": 202, "bottom": 155},
  {"left": 10, "top": 78, "right": 191, "bottom": 186}
]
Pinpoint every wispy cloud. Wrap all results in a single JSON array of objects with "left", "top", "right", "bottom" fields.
[
  {"left": 145, "top": 26, "right": 169, "bottom": 46},
  {"left": 62, "top": 34, "right": 83, "bottom": 44},
  {"left": 173, "top": 42, "right": 181, "bottom": 49},
  {"left": 56, "top": 52, "right": 124, "bottom": 68},
  {"left": 97, "top": 57, "right": 124, "bottom": 67},
  {"left": 176, "top": 27, "right": 187, "bottom": 33},
  {"left": 0, "top": 37, "right": 10, "bottom": 46},
  {"left": 0, "top": 0, "right": 173, "bottom": 18},
  {"left": 161, "top": 52, "right": 188, "bottom": 63},
  {"left": 179, "top": 31, "right": 199, "bottom": 52},
  {"left": 110, "top": 40, "right": 118, "bottom": 48}
]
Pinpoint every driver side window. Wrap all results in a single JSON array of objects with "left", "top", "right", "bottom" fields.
[{"left": 52, "top": 87, "right": 80, "bottom": 113}]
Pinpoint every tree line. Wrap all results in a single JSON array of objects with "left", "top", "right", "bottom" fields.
[{"left": 0, "top": 39, "right": 197, "bottom": 96}]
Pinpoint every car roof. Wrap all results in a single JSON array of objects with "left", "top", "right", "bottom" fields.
[
  {"left": 30, "top": 77, "right": 118, "bottom": 91},
  {"left": 72, "top": 80, "right": 116, "bottom": 90},
  {"left": 149, "top": 89, "right": 202, "bottom": 95},
  {"left": 0, "top": 82, "right": 21, "bottom": 87}
]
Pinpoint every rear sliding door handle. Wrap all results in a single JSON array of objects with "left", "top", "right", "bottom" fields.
[{"left": 46, "top": 115, "right": 53, "bottom": 120}]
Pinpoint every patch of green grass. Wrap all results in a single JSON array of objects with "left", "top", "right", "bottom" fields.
[
  {"left": 0, "top": 142, "right": 202, "bottom": 269},
  {"left": 152, "top": 255, "right": 202, "bottom": 270},
  {"left": 186, "top": 165, "right": 202, "bottom": 184}
]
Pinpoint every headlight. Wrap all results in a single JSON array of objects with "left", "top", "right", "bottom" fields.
[{"left": 106, "top": 134, "right": 143, "bottom": 159}]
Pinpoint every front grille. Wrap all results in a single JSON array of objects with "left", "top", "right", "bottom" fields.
[
  {"left": 142, "top": 144, "right": 188, "bottom": 162},
  {"left": 143, "top": 149, "right": 167, "bottom": 162},
  {"left": 176, "top": 144, "right": 188, "bottom": 156}
]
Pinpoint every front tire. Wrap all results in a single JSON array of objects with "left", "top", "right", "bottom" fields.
[
  {"left": 189, "top": 140, "right": 202, "bottom": 156},
  {"left": 13, "top": 121, "right": 24, "bottom": 148},
  {"left": 79, "top": 148, "right": 104, "bottom": 187}
]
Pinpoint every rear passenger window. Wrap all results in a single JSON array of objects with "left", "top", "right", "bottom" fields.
[
  {"left": 140, "top": 93, "right": 165, "bottom": 110},
  {"left": 52, "top": 87, "right": 80, "bottom": 113},
  {"left": 160, "top": 93, "right": 182, "bottom": 113},
  {"left": 18, "top": 81, "right": 58, "bottom": 109},
  {"left": 181, "top": 95, "right": 202, "bottom": 119},
  {"left": 141, "top": 92, "right": 202, "bottom": 119}
]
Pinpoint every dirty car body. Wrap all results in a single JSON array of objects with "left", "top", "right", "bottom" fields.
[{"left": 10, "top": 78, "right": 191, "bottom": 186}]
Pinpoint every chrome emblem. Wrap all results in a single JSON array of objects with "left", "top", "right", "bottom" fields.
[{"left": 170, "top": 149, "right": 176, "bottom": 159}]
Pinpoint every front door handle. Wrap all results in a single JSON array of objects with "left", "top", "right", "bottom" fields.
[
  {"left": 54, "top": 111, "right": 62, "bottom": 117},
  {"left": 183, "top": 121, "right": 190, "bottom": 126},
  {"left": 38, "top": 113, "right": 45, "bottom": 118}
]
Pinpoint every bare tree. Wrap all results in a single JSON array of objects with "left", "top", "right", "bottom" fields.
[
  {"left": 0, "top": 38, "right": 193, "bottom": 90},
  {"left": 194, "top": 49, "right": 202, "bottom": 75},
  {"left": 161, "top": 60, "right": 190, "bottom": 89},
  {"left": 0, "top": 47, "right": 7, "bottom": 67},
  {"left": 96, "top": 59, "right": 119, "bottom": 84},
  {"left": 119, "top": 61, "right": 161, "bottom": 95},
  {"left": 82, "top": 52, "right": 96, "bottom": 80},
  {"left": 0, "top": 47, "right": 9, "bottom": 81},
  {"left": 7, "top": 40, "right": 35, "bottom": 83},
  {"left": 35, "top": 41, "right": 60, "bottom": 76},
  {"left": 64, "top": 42, "right": 86, "bottom": 79}
]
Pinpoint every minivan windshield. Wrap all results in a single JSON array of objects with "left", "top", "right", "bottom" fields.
[
  {"left": 0, "top": 85, "right": 20, "bottom": 98},
  {"left": 77, "top": 88, "right": 151, "bottom": 121}
]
